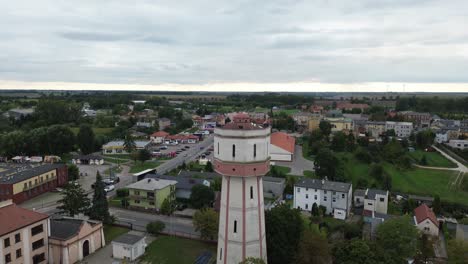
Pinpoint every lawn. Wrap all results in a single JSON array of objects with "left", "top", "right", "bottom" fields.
[
  {"left": 70, "top": 127, "right": 114, "bottom": 136},
  {"left": 129, "top": 161, "right": 161, "bottom": 173},
  {"left": 303, "top": 170, "right": 317, "bottom": 178},
  {"left": 301, "top": 144, "right": 315, "bottom": 161},
  {"left": 275, "top": 165, "right": 291, "bottom": 175},
  {"left": 141, "top": 236, "right": 216, "bottom": 264},
  {"left": 408, "top": 150, "right": 457, "bottom": 168},
  {"left": 103, "top": 225, "right": 130, "bottom": 244},
  {"left": 336, "top": 152, "right": 468, "bottom": 206}
]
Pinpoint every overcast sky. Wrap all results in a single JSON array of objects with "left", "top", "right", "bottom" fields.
[{"left": 1, "top": 0, "right": 468, "bottom": 92}]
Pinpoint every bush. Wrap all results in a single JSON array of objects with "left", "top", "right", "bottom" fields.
[
  {"left": 354, "top": 147, "right": 371, "bottom": 163},
  {"left": 116, "top": 188, "right": 129, "bottom": 198},
  {"left": 146, "top": 221, "right": 165, "bottom": 235}
]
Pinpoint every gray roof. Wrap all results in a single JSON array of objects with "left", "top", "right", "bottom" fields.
[
  {"left": 263, "top": 176, "right": 286, "bottom": 183},
  {"left": 354, "top": 189, "right": 366, "bottom": 197},
  {"left": 366, "top": 189, "right": 388, "bottom": 200},
  {"left": 147, "top": 174, "right": 205, "bottom": 191},
  {"left": 127, "top": 178, "right": 177, "bottom": 191},
  {"left": 295, "top": 178, "right": 351, "bottom": 193},
  {"left": 0, "top": 163, "right": 66, "bottom": 184},
  {"left": 113, "top": 233, "right": 145, "bottom": 245},
  {"left": 103, "top": 140, "right": 151, "bottom": 149},
  {"left": 50, "top": 217, "right": 100, "bottom": 240}
]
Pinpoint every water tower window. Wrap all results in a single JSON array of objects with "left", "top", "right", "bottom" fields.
[
  {"left": 232, "top": 144, "right": 236, "bottom": 157},
  {"left": 250, "top": 186, "right": 254, "bottom": 199},
  {"left": 253, "top": 144, "right": 257, "bottom": 158},
  {"left": 234, "top": 220, "right": 237, "bottom": 233}
]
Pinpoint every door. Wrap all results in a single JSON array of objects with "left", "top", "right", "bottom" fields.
[{"left": 83, "top": 240, "right": 90, "bottom": 257}]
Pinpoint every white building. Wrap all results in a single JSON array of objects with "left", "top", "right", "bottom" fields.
[
  {"left": 294, "top": 178, "right": 353, "bottom": 220},
  {"left": 112, "top": 233, "right": 147, "bottom": 261},
  {"left": 414, "top": 204, "right": 439, "bottom": 237},
  {"left": 214, "top": 114, "right": 268, "bottom": 264},
  {"left": 385, "top": 121, "right": 413, "bottom": 138},
  {"left": 102, "top": 140, "right": 151, "bottom": 154},
  {"left": 447, "top": 139, "right": 468, "bottom": 150},
  {"left": 269, "top": 132, "right": 295, "bottom": 161},
  {"left": 362, "top": 189, "right": 389, "bottom": 215}
]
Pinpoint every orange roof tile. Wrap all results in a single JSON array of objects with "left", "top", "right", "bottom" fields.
[
  {"left": 414, "top": 204, "right": 439, "bottom": 227},
  {"left": 271, "top": 132, "right": 295, "bottom": 154},
  {"left": 0, "top": 204, "right": 48, "bottom": 236}
]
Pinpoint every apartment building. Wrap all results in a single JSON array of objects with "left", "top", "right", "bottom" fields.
[
  {"left": 385, "top": 121, "right": 413, "bottom": 138},
  {"left": 294, "top": 178, "right": 352, "bottom": 220},
  {"left": 0, "top": 200, "right": 49, "bottom": 264}
]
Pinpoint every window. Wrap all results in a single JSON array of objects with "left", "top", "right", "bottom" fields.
[
  {"left": 135, "top": 200, "right": 140, "bottom": 204},
  {"left": 4, "top": 237, "right": 10, "bottom": 248},
  {"left": 305, "top": 204, "right": 308, "bottom": 209},
  {"left": 217, "top": 143, "right": 219, "bottom": 155},
  {"left": 32, "top": 253, "right": 45, "bottom": 264},
  {"left": 253, "top": 144, "right": 257, "bottom": 158},
  {"left": 297, "top": 188, "right": 300, "bottom": 193},
  {"left": 232, "top": 144, "right": 236, "bottom": 158},
  {"left": 233, "top": 220, "right": 237, "bottom": 233},
  {"left": 34, "top": 179, "right": 38, "bottom": 185},
  {"left": 324, "top": 190, "right": 327, "bottom": 194},
  {"left": 305, "top": 194, "right": 309, "bottom": 199},
  {"left": 332, "top": 198, "right": 336, "bottom": 203},
  {"left": 16, "top": 249, "right": 21, "bottom": 258},
  {"left": 134, "top": 191, "right": 140, "bottom": 195},
  {"left": 219, "top": 248, "right": 223, "bottom": 260},
  {"left": 15, "top": 233, "right": 20, "bottom": 243},
  {"left": 250, "top": 186, "right": 253, "bottom": 199},
  {"left": 149, "top": 201, "right": 155, "bottom": 205},
  {"left": 5, "top": 253, "right": 11, "bottom": 263},
  {"left": 380, "top": 198, "right": 385, "bottom": 202},
  {"left": 333, "top": 191, "right": 336, "bottom": 195},
  {"left": 314, "top": 195, "right": 317, "bottom": 200},
  {"left": 24, "top": 183, "right": 27, "bottom": 189},
  {"left": 147, "top": 192, "right": 155, "bottom": 198},
  {"left": 324, "top": 196, "right": 327, "bottom": 201},
  {"left": 32, "top": 239, "right": 44, "bottom": 250},
  {"left": 31, "top": 224, "right": 43, "bottom": 236},
  {"left": 368, "top": 203, "right": 373, "bottom": 206},
  {"left": 342, "top": 194, "right": 345, "bottom": 199}
]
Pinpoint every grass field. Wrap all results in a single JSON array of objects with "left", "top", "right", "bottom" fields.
[
  {"left": 129, "top": 161, "right": 161, "bottom": 173},
  {"left": 70, "top": 127, "right": 114, "bottom": 136},
  {"left": 103, "top": 225, "right": 130, "bottom": 244},
  {"left": 141, "top": 236, "right": 216, "bottom": 264},
  {"left": 336, "top": 152, "right": 468, "bottom": 206},
  {"left": 408, "top": 150, "right": 457, "bottom": 168},
  {"left": 303, "top": 170, "right": 317, "bottom": 178},
  {"left": 274, "top": 165, "right": 291, "bottom": 175}
]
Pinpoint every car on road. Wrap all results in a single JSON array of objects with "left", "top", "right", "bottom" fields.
[
  {"left": 103, "top": 177, "right": 120, "bottom": 185},
  {"left": 51, "top": 187, "right": 64, "bottom": 193},
  {"left": 160, "top": 145, "right": 168, "bottom": 150},
  {"left": 104, "top": 185, "right": 115, "bottom": 193},
  {"left": 204, "top": 151, "right": 211, "bottom": 155}
]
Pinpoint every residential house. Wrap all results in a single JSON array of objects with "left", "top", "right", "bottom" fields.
[
  {"left": 102, "top": 140, "right": 151, "bottom": 154},
  {"left": 294, "top": 178, "right": 353, "bottom": 220},
  {"left": 126, "top": 178, "right": 177, "bottom": 212},
  {"left": 354, "top": 189, "right": 366, "bottom": 207},
  {"left": 0, "top": 163, "right": 68, "bottom": 204},
  {"left": 0, "top": 200, "right": 49, "bottom": 264},
  {"left": 365, "top": 121, "right": 386, "bottom": 138},
  {"left": 150, "top": 131, "right": 170, "bottom": 144},
  {"left": 400, "top": 111, "right": 432, "bottom": 128},
  {"left": 435, "top": 128, "right": 459, "bottom": 143},
  {"left": 5, "top": 108, "right": 35, "bottom": 120},
  {"left": 363, "top": 189, "right": 389, "bottom": 215},
  {"left": 158, "top": 118, "right": 171, "bottom": 130},
  {"left": 49, "top": 217, "right": 105, "bottom": 264},
  {"left": 148, "top": 174, "right": 210, "bottom": 199},
  {"left": 263, "top": 177, "right": 285, "bottom": 199},
  {"left": 292, "top": 112, "right": 319, "bottom": 127},
  {"left": 336, "top": 102, "right": 369, "bottom": 112},
  {"left": 370, "top": 100, "right": 397, "bottom": 109},
  {"left": 461, "top": 119, "right": 468, "bottom": 137},
  {"left": 309, "top": 105, "right": 324, "bottom": 114},
  {"left": 270, "top": 132, "right": 295, "bottom": 161},
  {"left": 413, "top": 204, "right": 439, "bottom": 237},
  {"left": 447, "top": 139, "right": 468, "bottom": 150},
  {"left": 112, "top": 233, "right": 147, "bottom": 261},
  {"left": 385, "top": 121, "right": 413, "bottom": 138}
]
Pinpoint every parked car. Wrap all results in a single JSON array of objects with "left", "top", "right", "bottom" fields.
[
  {"left": 160, "top": 145, "right": 168, "bottom": 150},
  {"left": 103, "top": 177, "right": 120, "bottom": 185},
  {"left": 104, "top": 185, "right": 115, "bottom": 193},
  {"left": 204, "top": 151, "right": 211, "bottom": 155},
  {"left": 184, "top": 146, "right": 190, "bottom": 149}
]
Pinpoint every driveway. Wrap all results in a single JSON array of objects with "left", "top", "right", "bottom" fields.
[{"left": 274, "top": 145, "right": 315, "bottom": 176}]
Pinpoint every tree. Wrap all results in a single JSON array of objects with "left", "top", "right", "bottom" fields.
[
  {"left": 146, "top": 221, "right": 165, "bottom": 235},
  {"left": 265, "top": 204, "right": 304, "bottom": 264},
  {"left": 402, "top": 198, "right": 417, "bottom": 214},
  {"left": 420, "top": 155, "right": 428, "bottom": 165},
  {"left": 333, "top": 239, "right": 377, "bottom": 264},
  {"left": 190, "top": 184, "right": 215, "bottom": 209},
  {"left": 415, "top": 234, "right": 434, "bottom": 263},
  {"left": 447, "top": 239, "right": 468, "bottom": 263},
  {"left": 46, "top": 125, "right": 76, "bottom": 155},
  {"left": 193, "top": 208, "right": 219, "bottom": 240},
  {"left": 88, "top": 172, "right": 111, "bottom": 224},
  {"left": 375, "top": 215, "right": 419, "bottom": 262},
  {"left": 369, "top": 163, "right": 384, "bottom": 182},
  {"left": 433, "top": 195, "right": 442, "bottom": 215},
  {"left": 123, "top": 132, "right": 136, "bottom": 153},
  {"left": 383, "top": 138, "right": 405, "bottom": 162},
  {"left": 331, "top": 131, "right": 346, "bottom": 151},
  {"left": 68, "top": 164, "right": 79, "bottom": 182},
  {"left": 138, "top": 149, "right": 151, "bottom": 164},
  {"left": 205, "top": 161, "right": 214, "bottom": 172},
  {"left": 314, "top": 148, "right": 343, "bottom": 181},
  {"left": 311, "top": 202, "right": 320, "bottom": 217},
  {"left": 346, "top": 133, "right": 356, "bottom": 152},
  {"left": 319, "top": 121, "right": 332, "bottom": 138},
  {"left": 77, "top": 124, "right": 96, "bottom": 154},
  {"left": 382, "top": 174, "right": 392, "bottom": 191},
  {"left": 295, "top": 229, "right": 331, "bottom": 264},
  {"left": 211, "top": 177, "right": 222, "bottom": 191},
  {"left": 354, "top": 147, "right": 372, "bottom": 163},
  {"left": 415, "top": 130, "right": 435, "bottom": 149},
  {"left": 57, "top": 183, "right": 90, "bottom": 217},
  {"left": 239, "top": 257, "right": 266, "bottom": 264},
  {"left": 160, "top": 197, "right": 174, "bottom": 215}
]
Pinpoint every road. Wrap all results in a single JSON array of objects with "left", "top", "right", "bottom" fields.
[{"left": 433, "top": 145, "right": 468, "bottom": 173}]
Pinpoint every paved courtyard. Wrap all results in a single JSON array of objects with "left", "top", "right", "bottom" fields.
[{"left": 274, "top": 145, "right": 315, "bottom": 176}]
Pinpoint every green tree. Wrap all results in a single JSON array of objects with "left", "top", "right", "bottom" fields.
[
  {"left": 382, "top": 174, "right": 392, "bottom": 191},
  {"left": 314, "top": 148, "right": 343, "bottom": 181},
  {"left": 369, "top": 163, "right": 384, "bottom": 182},
  {"left": 295, "top": 229, "right": 331, "bottom": 264},
  {"left": 333, "top": 239, "right": 377, "bottom": 264},
  {"left": 160, "top": 198, "right": 174, "bottom": 215},
  {"left": 57, "top": 183, "right": 90, "bottom": 217},
  {"left": 205, "top": 161, "right": 214, "bottom": 172},
  {"left": 123, "top": 132, "right": 136, "bottom": 153},
  {"left": 331, "top": 131, "right": 347, "bottom": 151},
  {"left": 193, "top": 208, "right": 219, "bottom": 240},
  {"left": 46, "top": 125, "right": 76, "bottom": 155},
  {"left": 311, "top": 202, "right": 320, "bottom": 217},
  {"left": 383, "top": 138, "right": 405, "bottom": 162},
  {"left": 88, "top": 172, "right": 111, "bottom": 224},
  {"left": 346, "top": 133, "right": 356, "bottom": 152},
  {"left": 68, "top": 164, "right": 80, "bottom": 181},
  {"left": 190, "top": 184, "right": 215, "bottom": 209},
  {"left": 420, "top": 154, "right": 428, "bottom": 165},
  {"left": 239, "top": 257, "right": 266, "bottom": 264},
  {"left": 265, "top": 204, "right": 304, "bottom": 264},
  {"left": 354, "top": 147, "right": 372, "bottom": 163},
  {"left": 415, "top": 234, "right": 434, "bottom": 263},
  {"left": 138, "top": 149, "right": 151, "bottom": 164},
  {"left": 77, "top": 124, "right": 96, "bottom": 154},
  {"left": 211, "top": 177, "right": 222, "bottom": 191},
  {"left": 433, "top": 195, "right": 442, "bottom": 215},
  {"left": 447, "top": 239, "right": 468, "bottom": 263},
  {"left": 375, "top": 215, "right": 419, "bottom": 262},
  {"left": 415, "top": 130, "right": 435, "bottom": 149},
  {"left": 146, "top": 221, "right": 165, "bottom": 235},
  {"left": 319, "top": 120, "right": 332, "bottom": 138}
]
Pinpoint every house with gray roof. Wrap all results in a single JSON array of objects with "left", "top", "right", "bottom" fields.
[
  {"left": 294, "top": 178, "right": 352, "bottom": 220},
  {"left": 112, "top": 233, "right": 147, "bottom": 261},
  {"left": 363, "top": 188, "right": 389, "bottom": 215}
]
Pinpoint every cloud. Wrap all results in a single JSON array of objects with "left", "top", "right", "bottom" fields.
[{"left": 0, "top": 0, "right": 468, "bottom": 89}]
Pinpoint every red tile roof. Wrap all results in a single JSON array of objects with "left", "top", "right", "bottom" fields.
[
  {"left": 151, "top": 131, "right": 170, "bottom": 137},
  {"left": 0, "top": 203, "right": 49, "bottom": 236},
  {"left": 271, "top": 132, "right": 295, "bottom": 154},
  {"left": 414, "top": 204, "right": 439, "bottom": 227}
]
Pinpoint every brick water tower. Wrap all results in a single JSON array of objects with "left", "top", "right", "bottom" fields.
[{"left": 214, "top": 113, "right": 269, "bottom": 264}]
